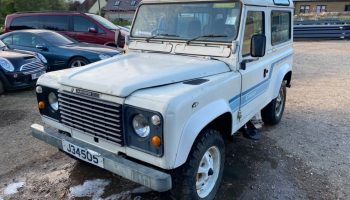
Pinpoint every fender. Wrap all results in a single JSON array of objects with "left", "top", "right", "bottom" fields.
[
  {"left": 273, "top": 63, "right": 292, "bottom": 98},
  {"left": 173, "top": 99, "right": 232, "bottom": 168},
  {"left": 271, "top": 54, "right": 293, "bottom": 98}
]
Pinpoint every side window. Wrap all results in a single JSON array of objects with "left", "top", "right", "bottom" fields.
[
  {"left": 73, "top": 16, "right": 95, "bottom": 32},
  {"left": 242, "top": 11, "right": 265, "bottom": 57},
  {"left": 12, "top": 33, "right": 42, "bottom": 47},
  {"left": 2, "top": 36, "right": 13, "bottom": 45},
  {"left": 40, "top": 15, "right": 69, "bottom": 31},
  {"left": 271, "top": 11, "right": 291, "bottom": 46},
  {"left": 10, "top": 16, "right": 38, "bottom": 30}
]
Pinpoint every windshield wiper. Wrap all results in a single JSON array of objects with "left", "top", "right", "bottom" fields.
[
  {"left": 145, "top": 33, "right": 179, "bottom": 42},
  {"left": 186, "top": 34, "right": 228, "bottom": 44}
]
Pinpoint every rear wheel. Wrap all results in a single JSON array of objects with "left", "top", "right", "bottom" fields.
[
  {"left": 68, "top": 57, "right": 89, "bottom": 68},
  {"left": 170, "top": 129, "right": 225, "bottom": 200},
  {"left": 261, "top": 81, "right": 287, "bottom": 125}
]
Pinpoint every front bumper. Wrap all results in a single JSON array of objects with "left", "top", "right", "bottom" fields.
[
  {"left": 31, "top": 124, "right": 172, "bottom": 192},
  {"left": 0, "top": 70, "right": 45, "bottom": 90}
]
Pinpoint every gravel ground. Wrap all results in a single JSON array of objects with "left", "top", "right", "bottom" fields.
[{"left": 0, "top": 41, "right": 349, "bottom": 200}]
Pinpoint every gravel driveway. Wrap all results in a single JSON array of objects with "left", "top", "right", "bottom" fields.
[{"left": 0, "top": 41, "right": 349, "bottom": 200}]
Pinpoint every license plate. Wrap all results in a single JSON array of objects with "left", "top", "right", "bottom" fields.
[
  {"left": 62, "top": 140, "right": 104, "bottom": 168},
  {"left": 31, "top": 71, "right": 45, "bottom": 80}
]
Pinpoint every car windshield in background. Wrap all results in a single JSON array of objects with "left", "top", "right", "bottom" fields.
[
  {"left": 132, "top": 2, "right": 241, "bottom": 43},
  {"left": 87, "top": 14, "right": 118, "bottom": 30},
  {"left": 38, "top": 32, "right": 76, "bottom": 46}
]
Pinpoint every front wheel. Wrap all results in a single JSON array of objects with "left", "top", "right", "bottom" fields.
[
  {"left": 68, "top": 57, "right": 89, "bottom": 68},
  {"left": 261, "top": 81, "right": 287, "bottom": 125},
  {"left": 170, "top": 129, "right": 225, "bottom": 200}
]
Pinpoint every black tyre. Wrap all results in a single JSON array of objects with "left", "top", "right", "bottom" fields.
[
  {"left": 0, "top": 79, "right": 4, "bottom": 95},
  {"left": 68, "top": 57, "right": 89, "bottom": 68},
  {"left": 261, "top": 81, "right": 287, "bottom": 125},
  {"left": 170, "top": 129, "right": 225, "bottom": 200}
]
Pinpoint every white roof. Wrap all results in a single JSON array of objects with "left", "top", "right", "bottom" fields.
[{"left": 140, "top": 0, "right": 294, "bottom": 8}]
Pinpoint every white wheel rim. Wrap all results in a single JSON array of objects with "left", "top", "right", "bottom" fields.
[
  {"left": 71, "top": 60, "right": 87, "bottom": 68},
  {"left": 275, "top": 86, "right": 285, "bottom": 118},
  {"left": 196, "top": 146, "right": 221, "bottom": 198}
]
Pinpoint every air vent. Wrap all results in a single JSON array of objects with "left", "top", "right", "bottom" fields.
[{"left": 183, "top": 79, "right": 209, "bottom": 85}]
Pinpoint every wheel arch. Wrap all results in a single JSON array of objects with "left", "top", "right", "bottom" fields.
[
  {"left": 273, "top": 62, "right": 292, "bottom": 98},
  {"left": 173, "top": 99, "right": 233, "bottom": 168}
]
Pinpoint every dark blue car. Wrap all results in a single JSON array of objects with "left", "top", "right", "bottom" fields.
[{"left": 0, "top": 30, "right": 120, "bottom": 71}]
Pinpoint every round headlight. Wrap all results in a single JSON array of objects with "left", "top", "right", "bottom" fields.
[
  {"left": 0, "top": 58, "right": 14, "bottom": 72},
  {"left": 132, "top": 114, "right": 150, "bottom": 138},
  {"left": 48, "top": 92, "right": 59, "bottom": 111}
]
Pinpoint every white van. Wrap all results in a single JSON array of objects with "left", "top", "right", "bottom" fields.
[{"left": 31, "top": 0, "right": 294, "bottom": 199}]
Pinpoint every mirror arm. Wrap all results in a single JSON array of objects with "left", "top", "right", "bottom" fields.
[{"left": 240, "top": 58, "right": 258, "bottom": 70}]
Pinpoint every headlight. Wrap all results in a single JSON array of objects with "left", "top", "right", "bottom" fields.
[
  {"left": 36, "top": 53, "right": 47, "bottom": 64},
  {"left": 0, "top": 58, "right": 14, "bottom": 72},
  {"left": 132, "top": 114, "right": 150, "bottom": 138},
  {"left": 99, "top": 54, "right": 111, "bottom": 60},
  {"left": 48, "top": 92, "right": 59, "bottom": 111}
]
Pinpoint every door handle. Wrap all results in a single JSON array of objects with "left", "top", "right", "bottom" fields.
[{"left": 264, "top": 69, "right": 269, "bottom": 78}]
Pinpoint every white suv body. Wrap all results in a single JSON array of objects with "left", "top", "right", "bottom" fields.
[{"left": 32, "top": 0, "right": 294, "bottom": 198}]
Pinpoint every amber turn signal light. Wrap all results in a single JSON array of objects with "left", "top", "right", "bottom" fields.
[
  {"left": 38, "top": 101, "right": 46, "bottom": 110},
  {"left": 151, "top": 136, "right": 161, "bottom": 147}
]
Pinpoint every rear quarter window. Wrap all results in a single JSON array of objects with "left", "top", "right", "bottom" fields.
[{"left": 271, "top": 11, "right": 291, "bottom": 46}]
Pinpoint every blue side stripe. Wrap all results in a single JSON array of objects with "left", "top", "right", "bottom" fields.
[{"left": 229, "top": 54, "right": 293, "bottom": 112}]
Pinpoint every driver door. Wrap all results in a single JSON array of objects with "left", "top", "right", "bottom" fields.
[{"left": 238, "top": 7, "right": 270, "bottom": 123}]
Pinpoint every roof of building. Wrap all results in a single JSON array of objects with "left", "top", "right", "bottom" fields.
[
  {"left": 78, "top": 0, "right": 97, "bottom": 12},
  {"left": 105, "top": 0, "right": 141, "bottom": 11}
]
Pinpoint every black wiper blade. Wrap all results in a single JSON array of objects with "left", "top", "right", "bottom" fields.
[
  {"left": 186, "top": 34, "right": 228, "bottom": 44},
  {"left": 145, "top": 33, "right": 179, "bottom": 42}
]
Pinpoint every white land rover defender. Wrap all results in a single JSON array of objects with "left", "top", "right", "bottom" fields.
[{"left": 31, "top": 0, "right": 294, "bottom": 199}]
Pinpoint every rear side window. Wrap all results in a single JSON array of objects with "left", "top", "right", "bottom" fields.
[
  {"left": 10, "top": 16, "right": 38, "bottom": 30},
  {"left": 40, "top": 15, "right": 69, "bottom": 31},
  {"left": 73, "top": 16, "right": 95, "bottom": 32},
  {"left": 271, "top": 11, "right": 291, "bottom": 46}
]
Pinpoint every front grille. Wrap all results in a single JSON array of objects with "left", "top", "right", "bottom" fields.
[
  {"left": 20, "top": 60, "right": 46, "bottom": 72},
  {"left": 58, "top": 91, "right": 124, "bottom": 146}
]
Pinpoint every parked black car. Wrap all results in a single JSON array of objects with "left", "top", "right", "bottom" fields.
[
  {"left": 0, "top": 40, "right": 46, "bottom": 94},
  {"left": 0, "top": 30, "right": 121, "bottom": 71}
]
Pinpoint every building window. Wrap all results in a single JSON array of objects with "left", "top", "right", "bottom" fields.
[
  {"left": 300, "top": 5, "right": 310, "bottom": 13},
  {"left": 114, "top": 1, "right": 121, "bottom": 6},
  {"left": 345, "top": 5, "right": 350, "bottom": 11},
  {"left": 131, "top": 0, "right": 136, "bottom": 6},
  {"left": 316, "top": 5, "right": 327, "bottom": 13},
  {"left": 271, "top": 11, "right": 291, "bottom": 46}
]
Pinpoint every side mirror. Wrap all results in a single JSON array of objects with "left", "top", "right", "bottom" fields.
[
  {"left": 250, "top": 34, "right": 266, "bottom": 57},
  {"left": 88, "top": 27, "right": 98, "bottom": 33},
  {"left": 36, "top": 45, "right": 48, "bottom": 51}
]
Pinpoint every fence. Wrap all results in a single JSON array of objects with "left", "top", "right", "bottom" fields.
[{"left": 294, "top": 20, "right": 350, "bottom": 40}]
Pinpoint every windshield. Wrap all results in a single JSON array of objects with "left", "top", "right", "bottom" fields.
[
  {"left": 38, "top": 32, "right": 76, "bottom": 46},
  {"left": 87, "top": 14, "right": 118, "bottom": 30},
  {"left": 132, "top": 2, "right": 241, "bottom": 43}
]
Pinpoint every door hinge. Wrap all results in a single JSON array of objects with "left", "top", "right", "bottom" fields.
[{"left": 237, "top": 111, "right": 242, "bottom": 120}]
